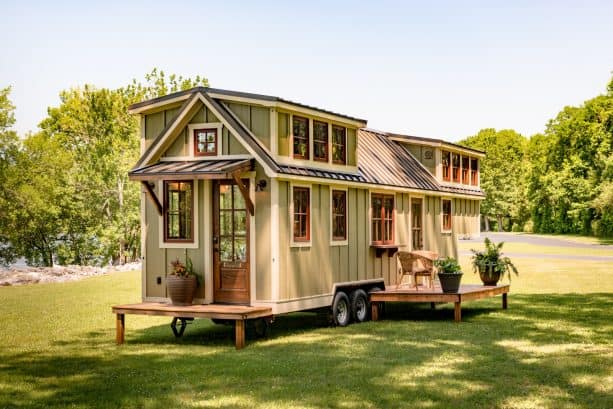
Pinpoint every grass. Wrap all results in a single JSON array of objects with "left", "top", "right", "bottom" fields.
[{"left": 1, "top": 240, "right": 612, "bottom": 408}]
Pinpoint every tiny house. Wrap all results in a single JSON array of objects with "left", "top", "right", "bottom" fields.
[{"left": 128, "top": 87, "right": 484, "bottom": 321}]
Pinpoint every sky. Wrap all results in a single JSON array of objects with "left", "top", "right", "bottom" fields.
[{"left": 1, "top": 0, "right": 612, "bottom": 141}]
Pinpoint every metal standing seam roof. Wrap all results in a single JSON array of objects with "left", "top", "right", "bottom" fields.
[
  {"left": 357, "top": 129, "right": 442, "bottom": 191},
  {"left": 128, "top": 158, "right": 253, "bottom": 180}
]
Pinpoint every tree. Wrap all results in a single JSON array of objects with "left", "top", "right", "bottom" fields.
[{"left": 458, "top": 129, "right": 529, "bottom": 231}]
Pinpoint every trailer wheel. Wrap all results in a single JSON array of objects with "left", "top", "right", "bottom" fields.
[
  {"left": 350, "top": 289, "right": 369, "bottom": 323},
  {"left": 332, "top": 291, "right": 351, "bottom": 327}
]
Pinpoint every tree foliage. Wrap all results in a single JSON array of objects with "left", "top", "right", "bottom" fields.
[
  {"left": 0, "top": 69, "right": 209, "bottom": 266},
  {"left": 458, "top": 129, "right": 529, "bottom": 231}
]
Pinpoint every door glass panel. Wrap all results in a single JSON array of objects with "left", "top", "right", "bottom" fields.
[
  {"left": 220, "top": 210, "right": 232, "bottom": 236},
  {"left": 234, "top": 210, "right": 247, "bottom": 236},
  {"left": 220, "top": 237, "right": 232, "bottom": 261},
  {"left": 234, "top": 238, "right": 247, "bottom": 262},
  {"left": 233, "top": 185, "right": 245, "bottom": 209},
  {"left": 219, "top": 185, "right": 232, "bottom": 209}
]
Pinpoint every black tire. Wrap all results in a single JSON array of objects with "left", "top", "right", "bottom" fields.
[
  {"left": 350, "top": 289, "right": 370, "bottom": 323},
  {"left": 332, "top": 291, "right": 351, "bottom": 326}
]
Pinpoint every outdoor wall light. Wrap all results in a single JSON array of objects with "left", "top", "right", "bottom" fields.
[{"left": 256, "top": 179, "right": 267, "bottom": 192}]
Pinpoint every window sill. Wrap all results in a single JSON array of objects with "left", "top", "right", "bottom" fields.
[
  {"left": 290, "top": 241, "right": 312, "bottom": 248},
  {"left": 370, "top": 244, "right": 405, "bottom": 258}
]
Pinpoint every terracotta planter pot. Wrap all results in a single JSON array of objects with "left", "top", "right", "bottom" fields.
[
  {"left": 438, "top": 272, "right": 463, "bottom": 293},
  {"left": 167, "top": 275, "right": 197, "bottom": 306},
  {"left": 478, "top": 265, "right": 501, "bottom": 286}
]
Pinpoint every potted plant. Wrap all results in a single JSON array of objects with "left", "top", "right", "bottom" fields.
[
  {"left": 434, "top": 257, "right": 463, "bottom": 293},
  {"left": 167, "top": 256, "right": 198, "bottom": 305},
  {"left": 470, "top": 238, "right": 518, "bottom": 285}
]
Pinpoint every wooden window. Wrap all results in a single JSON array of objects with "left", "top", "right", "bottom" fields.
[
  {"left": 332, "top": 190, "right": 347, "bottom": 241},
  {"left": 462, "top": 155, "right": 470, "bottom": 184},
  {"left": 164, "top": 181, "right": 193, "bottom": 242},
  {"left": 442, "top": 199, "right": 452, "bottom": 231},
  {"left": 194, "top": 128, "right": 217, "bottom": 156},
  {"left": 293, "top": 187, "right": 310, "bottom": 242},
  {"left": 371, "top": 194, "right": 394, "bottom": 244},
  {"left": 442, "top": 150, "right": 451, "bottom": 181},
  {"left": 332, "top": 125, "right": 346, "bottom": 164},
  {"left": 313, "top": 121, "right": 328, "bottom": 162},
  {"left": 292, "top": 116, "right": 309, "bottom": 159},
  {"left": 452, "top": 153, "right": 461, "bottom": 183},
  {"left": 471, "top": 158, "right": 479, "bottom": 185}
]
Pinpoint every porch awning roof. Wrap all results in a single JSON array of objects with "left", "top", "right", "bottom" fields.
[{"left": 128, "top": 158, "right": 254, "bottom": 181}]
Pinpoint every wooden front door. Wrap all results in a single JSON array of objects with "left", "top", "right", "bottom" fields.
[
  {"left": 411, "top": 198, "right": 424, "bottom": 250},
  {"left": 213, "top": 180, "right": 250, "bottom": 304}
]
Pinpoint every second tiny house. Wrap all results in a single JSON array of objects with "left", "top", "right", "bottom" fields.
[{"left": 128, "top": 87, "right": 484, "bottom": 321}]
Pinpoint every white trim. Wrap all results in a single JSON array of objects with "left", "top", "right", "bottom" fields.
[
  {"left": 187, "top": 122, "right": 223, "bottom": 158},
  {"left": 330, "top": 187, "right": 348, "bottom": 246},
  {"left": 270, "top": 178, "right": 280, "bottom": 301},
  {"left": 129, "top": 94, "right": 192, "bottom": 114},
  {"left": 441, "top": 197, "right": 453, "bottom": 234},
  {"left": 253, "top": 294, "right": 333, "bottom": 315},
  {"left": 158, "top": 180, "right": 200, "bottom": 249},
  {"left": 389, "top": 136, "right": 485, "bottom": 158},
  {"left": 289, "top": 182, "right": 312, "bottom": 247}
]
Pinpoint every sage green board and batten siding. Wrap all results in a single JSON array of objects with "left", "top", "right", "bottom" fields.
[
  {"left": 225, "top": 102, "right": 271, "bottom": 150},
  {"left": 276, "top": 112, "right": 357, "bottom": 166},
  {"left": 254, "top": 164, "right": 271, "bottom": 301},
  {"left": 144, "top": 180, "right": 207, "bottom": 300},
  {"left": 404, "top": 143, "right": 436, "bottom": 175},
  {"left": 163, "top": 105, "right": 248, "bottom": 157},
  {"left": 277, "top": 182, "right": 403, "bottom": 300}
]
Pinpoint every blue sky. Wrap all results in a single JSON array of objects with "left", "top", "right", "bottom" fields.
[{"left": 1, "top": 0, "right": 612, "bottom": 141}]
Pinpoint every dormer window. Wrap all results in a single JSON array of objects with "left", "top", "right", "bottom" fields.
[
  {"left": 293, "top": 116, "right": 309, "bottom": 159},
  {"left": 471, "top": 158, "right": 479, "bottom": 185},
  {"left": 442, "top": 151, "right": 451, "bottom": 181},
  {"left": 332, "top": 125, "right": 346, "bottom": 165},
  {"left": 452, "top": 153, "right": 461, "bottom": 183},
  {"left": 313, "top": 121, "right": 328, "bottom": 162},
  {"left": 194, "top": 128, "right": 217, "bottom": 156},
  {"left": 462, "top": 155, "right": 470, "bottom": 184}
]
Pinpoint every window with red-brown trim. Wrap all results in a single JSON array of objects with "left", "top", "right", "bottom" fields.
[
  {"left": 371, "top": 194, "right": 394, "bottom": 244},
  {"left": 293, "top": 187, "right": 310, "bottom": 241},
  {"left": 452, "top": 153, "right": 461, "bottom": 183},
  {"left": 332, "top": 190, "right": 347, "bottom": 241},
  {"left": 462, "top": 155, "right": 470, "bottom": 184},
  {"left": 442, "top": 199, "right": 452, "bottom": 231},
  {"left": 292, "top": 116, "right": 309, "bottom": 159},
  {"left": 164, "top": 181, "right": 194, "bottom": 242},
  {"left": 442, "top": 150, "right": 451, "bottom": 181},
  {"left": 471, "top": 158, "right": 479, "bottom": 185},
  {"left": 193, "top": 128, "right": 217, "bottom": 156},
  {"left": 332, "top": 125, "right": 346, "bottom": 165},
  {"left": 313, "top": 120, "right": 328, "bottom": 162}
]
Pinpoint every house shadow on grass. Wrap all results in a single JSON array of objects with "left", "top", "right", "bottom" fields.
[{"left": 1, "top": 293, "right": 612, "bottom": 408}]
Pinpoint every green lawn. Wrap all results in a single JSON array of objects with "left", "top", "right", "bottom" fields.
[{"left": 1, "top": 246, "right": 612, "bottom": 408}]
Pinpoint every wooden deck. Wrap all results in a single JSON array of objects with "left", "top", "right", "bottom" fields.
[
  {"left": 370, "top": 284, "right": 509, "bottom": 322},
  {"left": 112, "top": 303, "right": 273, "bottom": 349}
]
